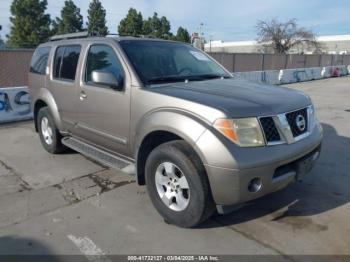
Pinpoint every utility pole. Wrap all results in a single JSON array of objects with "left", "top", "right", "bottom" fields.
[
  {"left": 197, "top": 22, "right": 204, "bottom": 50},
  {"left": 209, "top": 35, "right": 213, "bottom": 53}
]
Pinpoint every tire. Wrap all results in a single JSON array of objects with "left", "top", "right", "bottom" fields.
[
  {"left": 37, "top": 107, "right": 66, "bottom": 154},
  {"left": 145, "top": 140, "right": 215, "bottom": 228}
]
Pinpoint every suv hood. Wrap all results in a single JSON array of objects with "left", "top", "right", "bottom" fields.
[{"left": 148, "top": 78, "right": 311, "bottom": 118}]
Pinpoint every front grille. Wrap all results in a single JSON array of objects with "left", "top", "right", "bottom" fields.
[
  {"left": 259, "top": 117, "right": 281, "bottom": 143},
  {"left": 285, "top": 108, "right": 308, "bottom": 137}
]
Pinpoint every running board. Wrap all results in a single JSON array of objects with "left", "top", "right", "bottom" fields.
[{"left": 62, "top": 137, "right": 135, "bottom": 175}]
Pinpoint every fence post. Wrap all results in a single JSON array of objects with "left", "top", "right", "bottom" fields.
[
  {"left": 284, "top": 54, "right": 288, "bottom": 69},
  {"left": 261, "top": 54, "right": 265, "bottom": 71},
  {"left": 331, "top": 55, "right": 334, "bottom": 66},
  {"left": 232, "top": 54, "right": 236, "bottom": 72},
  {"left": 318, "top": 54, "right": 322, "bottom": 67}
]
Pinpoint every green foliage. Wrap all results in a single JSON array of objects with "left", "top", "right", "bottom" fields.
[
  {"left": 87, "top": 0, "right": 108, "bottom": 36},
  {"left": 118, "top": 8, "right": 143, "bottom": 36},
  {"left": 174, "top": 27, "right": 190, "bottom": 43},
  {"left": 0, "top": 37, "right": 5, "bottom": 49},
  {"left": 118, "top": 9, "right": 186, "bottom": 40},
  {"left": 8, "top": 0, "right": 51, "bottom": 48},
  {"left": 52, "top": 0, "right": 84, "bottom": 35},
  {"left": 143, "top": 12, "right": 172, "bottom": 39}
]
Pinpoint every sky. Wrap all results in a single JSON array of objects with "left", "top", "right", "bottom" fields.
[{"left": 0, "top": 0, "right": 349, "bottom": 42}]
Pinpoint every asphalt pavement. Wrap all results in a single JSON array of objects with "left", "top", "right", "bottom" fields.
[{"left": 0, "top": 76, "right": 349, "bottom": 259}]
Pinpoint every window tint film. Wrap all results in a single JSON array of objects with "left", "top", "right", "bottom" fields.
[
  {"left": 60, "top": 45, "right": 81, "bottom": 80},
  {"left": 53, "top": 46, "right": 65, "bottom": 79},
  {"left": 53, "top": 45, "right": 81, "bottom": 81},
  {"left": 85, "top": 45, "right": 124, "bottom": 83},
  {"left": 30, "top": 47, "right": 51, "bottom": 75}
]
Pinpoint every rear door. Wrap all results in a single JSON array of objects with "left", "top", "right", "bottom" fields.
[
  {"left": 48, "top": 45, "right": 82, "bottom": 132},
  {"left": 74, "top": 43, "right": 131, "bottom": 155}
]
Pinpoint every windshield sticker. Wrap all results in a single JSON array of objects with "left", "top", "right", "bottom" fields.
[{"left": 190, "top": 51, "right": 210, "bottom": 61}]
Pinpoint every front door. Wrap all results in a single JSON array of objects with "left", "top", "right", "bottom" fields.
[{"left": 74, "top": 44, "right": 131, "bottom": 156}]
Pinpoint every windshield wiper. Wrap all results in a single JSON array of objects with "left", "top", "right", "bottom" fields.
[
  {"left": 146, "top": 74, "right": 230, "bottom": 84},
  {"left": 146, "top": 75, "right": 189, "bottom": 84},
  {"left": 190, "top": 74, "right": 230, "bottom": 80}
]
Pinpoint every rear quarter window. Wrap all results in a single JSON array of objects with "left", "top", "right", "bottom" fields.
[{"left": 30, "top": 47, "right": 51, "bottom": 75}]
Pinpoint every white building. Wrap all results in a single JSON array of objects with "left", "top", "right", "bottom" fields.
[{"left": 205, "top": 35, "right": 350, "bottom": 54}]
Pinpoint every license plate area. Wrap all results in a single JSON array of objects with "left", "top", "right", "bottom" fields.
[
  {"left": 273, "top": 145, "right": 321, "bottom": 181},
  {"left": 295, "top": 150, "right": 320, "bottom": 181}
]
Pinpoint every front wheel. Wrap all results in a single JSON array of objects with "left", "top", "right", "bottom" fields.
[{"left": 145, "top": 141, "right": 215, "bottom": 228}]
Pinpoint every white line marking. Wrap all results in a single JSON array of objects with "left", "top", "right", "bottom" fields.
[
  {"left": 121, "top": 164, "right": 135, "bottom": 175},
  {"left": 126, "top": 224, "right": 138, "bottom": 233},
  {"left": 67, "top": 234, "right": 112, "bottom": 262}
]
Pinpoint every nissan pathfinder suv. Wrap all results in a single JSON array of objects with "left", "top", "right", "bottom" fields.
[{"left": 29, "top": 32, "right": 323, "bottom": 228}]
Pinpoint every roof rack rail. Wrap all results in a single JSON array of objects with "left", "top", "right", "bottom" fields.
[
  {"left": 49, "top": 31, "right": 100, "bottom": 41},
  {"left": 49, "top": 32, "right": 162, "bottom": 42}
]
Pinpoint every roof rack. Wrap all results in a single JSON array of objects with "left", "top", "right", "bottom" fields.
[
  {"left": 49, "top": 32, "right": 161, "bottom": 42},
  {"left": 49, "top": 31, "right": 100, "bottom": 41}
]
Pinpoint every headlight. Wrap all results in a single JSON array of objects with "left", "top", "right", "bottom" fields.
[
  {"left": 213, "top": 118, "right": 265, "bottom": 147},
  {"left": 309, "top": 104, "right": 319, "bottom": 131}
]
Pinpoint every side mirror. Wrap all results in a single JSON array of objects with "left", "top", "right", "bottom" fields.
[{"left": 91, "top": 70, "right": 123, "bottom": 90}]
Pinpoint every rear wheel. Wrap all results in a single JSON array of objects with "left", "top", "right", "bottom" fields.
[
  {"left": 145, "top": 141, "right": 215, "bottom": 228},
  {"left": 37, "top": 107, "right": 66, "bottom": 154}
]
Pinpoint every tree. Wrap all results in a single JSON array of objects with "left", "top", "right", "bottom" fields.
[
  {"left": 87, "top": 0, "right": 108, "bottom": 36},
  {"left": 118, "top": 8, "right": 143, "bottom": 36},
  {"left": 175, "top": 27, "right": 190, "bottom": 43},
  {"left": 52, "top": 0, "right": 83, "bottom": 35},
  {"left": 0, "top": 37, "right": 5, "bottom": 49},
  {"left": 8, "top": 0, "right": 51, "bottom": 48},
  {"left": 256, "top": 18, "right": 321, "bottom": 54},
  {"left": 142, "top": 12, "right": 172, "bottom": 39},
  {"left": 118, "top": 9, "right": 190, "bottom": 41}
]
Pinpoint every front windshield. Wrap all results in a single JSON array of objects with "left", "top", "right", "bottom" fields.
[{"left": 119, "top": 40, "right": 230, "bottom": 85}]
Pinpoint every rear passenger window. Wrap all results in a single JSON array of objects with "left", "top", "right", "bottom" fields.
[
  {"left": 53, "top": 45, "right": 81, "bottom": 81},
  {"left": 53, "top": 47, "right": 65, "bottom": 78},
  {"left": 30, "top": 47, "right": 51, "bottom": 75}
]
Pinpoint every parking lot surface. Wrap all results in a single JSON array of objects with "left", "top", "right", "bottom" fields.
[{"left": 0, "top": 77, "right": 349, "bottom": 258}]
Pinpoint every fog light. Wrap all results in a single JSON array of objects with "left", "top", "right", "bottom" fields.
[{"left": 248, "top": 177, "right": 262, "bottom": 193}]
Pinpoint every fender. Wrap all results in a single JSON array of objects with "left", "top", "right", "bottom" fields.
[
  {"left": 133, "top": 107, "right": 236, "bottom": 196},
  {"left": 34, "top": 88, "right": 63, "bottom": 131},
  {"left": 133, "top": 108, "right": 213, "bottom": 154}
]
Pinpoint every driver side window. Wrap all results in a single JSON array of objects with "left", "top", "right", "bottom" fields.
[{"left": 85, "top": 45, "right": 124, "bottom": 84}]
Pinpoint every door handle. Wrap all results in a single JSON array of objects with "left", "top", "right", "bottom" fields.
[{"left": 80, "top": 91, "right": 87, "bottom": 101}]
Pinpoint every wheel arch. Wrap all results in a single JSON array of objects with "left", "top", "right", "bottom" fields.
[
  {"left": 33, "top": 88, "right": 63, "bottom": 132},
  {"left": 134, "top": 110, "right": 212, "bottom": 186}
]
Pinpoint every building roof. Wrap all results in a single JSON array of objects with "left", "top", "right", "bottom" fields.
[
  {"left": 317, "top": 35, "right": 350, "bottom": 42},
  {"left": 205, "top": 35, "right": 350, "bottom": 48}
]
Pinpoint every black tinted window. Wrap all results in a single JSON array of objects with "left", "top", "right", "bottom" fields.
[
  {"left": 30, "top": 47, "right": 51, "bottom": 75},
  {"left": 53, "top": 45, "right": 81, "bottom": 81},
  {"left": 85, "top": 45, "right": 124, "bottom": 83},
  {"left": 53, "top": 47, "right": 65, "bottom": 78}
]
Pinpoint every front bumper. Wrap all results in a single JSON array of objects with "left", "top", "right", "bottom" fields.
[{"left": 196, "top": 123, "right": 323, "bottom": 206}]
